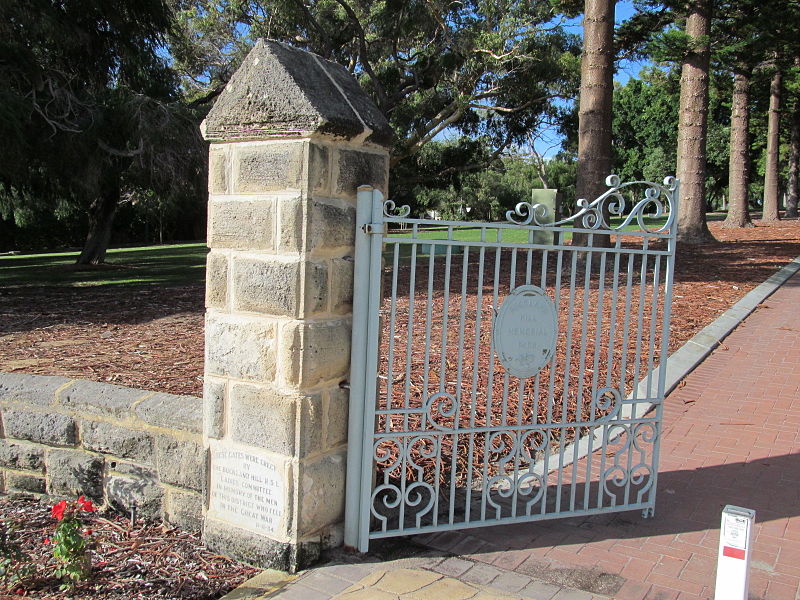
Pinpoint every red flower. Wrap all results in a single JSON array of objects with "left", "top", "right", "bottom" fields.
[
  {"left": 43, "top": 538, "right": 50, "bottom": 544},
  {"left": 77, "top": 496, "right": 94, "bottom": 512},
  {"left": 51, "top": 500, "right": 67, "bottom": 521}
]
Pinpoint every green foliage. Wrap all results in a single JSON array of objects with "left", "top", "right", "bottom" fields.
[
  {"left": 49, "top": 498, "right": 94, "bottom": 586},
  {"left": 171, "top": 0, "right": 582, "bottom": 170},
  {"left": 0, "top": 0, "right": 206, "bottom": 261},
  {"left": 0, "top": 520, "right": 33, "bottom": 592}
]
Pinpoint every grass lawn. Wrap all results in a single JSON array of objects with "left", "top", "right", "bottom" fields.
[{"left": 0, "top": 243, "right": 208, "bottom": 288}]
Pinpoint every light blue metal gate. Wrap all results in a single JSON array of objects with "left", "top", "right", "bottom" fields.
[{"left": 344, "top": 176, "right": 679, "bottom": 552}]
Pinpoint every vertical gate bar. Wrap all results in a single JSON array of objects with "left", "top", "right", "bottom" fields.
[
  {"left": 344, "top": 186, "right": 376, "bottom": 550},
  {"left": 481, "top": 242, "right": 503, "bottom": 522},
  {"left": 385, "top": 242, "right": 400, "bottom": 418},
  {"left": 650, "top": 206, "right": 679, "bottom": 508},
  {"left": 465, "top": 234, "right": 486, "bottom": 524},
  {"left": 555, "top": 248, "right": 579, "bottom": 513},
  {"left": 485, "top": 244, "right": 503, "bottom": 429},
  {"left": 440, "top": 231, "right": 454, "bottom": 395},
  {"left": 631, "top": 239, "right": 650, "bottom": 407},
  {"left": 503, "top": 248, "right": 518, "bottom": 427},
  {"left": 358, "top": 188, "right": 388, "bottom": 550},
  {"left": 583, "top": 249, "right": 608, "bottom": 510},
  {"left": 402, "top": 226, "right": 419, "bottom": 433},
  {"left": 449, "top": 246, "right": 471, "bottom": 525},
  {"left": 421, "top": 249, "right": 436, "bottom": 426},
  {"left": 625, "top": 240, "right": 650, "bottom": 506},
  {"left": 570, "top": 234, "right": 594, "bottom": 511},
  {"left": 533, "top": 247, "right": 549, "bottom": 427},
  {"left": 618, "top": 254, "right": 635, "bottom": 398},
  {"left": 645, "top": 256, "right": 663, "bottom": 403},
  {"left": 604, "top": 240, "right": 623, "bottom": 392},
  {"left": 542, "top": 235, "right": 564, "bottom": 515}
]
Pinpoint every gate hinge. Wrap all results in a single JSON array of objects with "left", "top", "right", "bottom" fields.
[{"left": 362, "top": 223, "right": 385, "bottom": 235}]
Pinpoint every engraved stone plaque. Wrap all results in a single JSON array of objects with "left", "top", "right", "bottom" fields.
[
  {"left": 493, "top": 285, "right": 557, "bottom": 378},
  {"left": 208, "top": 443, "right": 284, "bottom": 535}
]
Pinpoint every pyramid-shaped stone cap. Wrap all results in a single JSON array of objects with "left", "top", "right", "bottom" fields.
[{"left": 202, "top": 39, "right": 393, "bottom": 148}]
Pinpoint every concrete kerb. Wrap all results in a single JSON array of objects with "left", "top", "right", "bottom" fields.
[{"left": 532, "top": 254, "right": 800, "bottom": 474}]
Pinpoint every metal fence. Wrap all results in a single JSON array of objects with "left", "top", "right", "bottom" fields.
[{"left": 344, "top": 176, "right": 679, "bottom": 552}]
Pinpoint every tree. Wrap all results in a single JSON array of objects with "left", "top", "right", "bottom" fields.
[
  {"left": 573, "top": 0, "right": 615, "bottom": 246},
  {"left": 0, "top": 0, "right": 205, "bottom": 263},
  {"left": 762, "top": 66, "right": 783, "bottom": 221},
  {"left": 674, "top": 0, "right": 714, "bottom": 243},
  {"left": 170, "top": 0, "right": 582, "bottom": 199}
]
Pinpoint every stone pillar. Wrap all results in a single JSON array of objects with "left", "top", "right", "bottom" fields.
[{"left": 200, "top": 39, "right": 391, "bottom": 571}]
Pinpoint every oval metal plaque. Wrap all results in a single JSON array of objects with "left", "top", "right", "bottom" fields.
[{"left": 493, "top": 285, "right": 557, "bottom": 379}]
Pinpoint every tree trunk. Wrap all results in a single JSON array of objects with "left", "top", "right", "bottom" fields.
[
  {"left": 676, "top": 0, "right": 713, "bottom": 244},
  {"left": 573, "top": 0, "right": 614, "bottom": 248},
  {"left": 762, "top": 68, "right": 783, "bottom": 221},
  {"left": 723, "top": 70, "right": 753, "bottom": 228},
  {"left": 787, "top": 105, "right": 800, "bottom": 218},
  {"left": 76, "top": 180, "right": 120, "bottom": 265}
]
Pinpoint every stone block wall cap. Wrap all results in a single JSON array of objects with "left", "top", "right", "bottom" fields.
[{"left": 202, "top": 39, "right": 393, "bottom": 148}]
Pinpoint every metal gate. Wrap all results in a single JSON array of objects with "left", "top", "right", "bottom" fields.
[{"left": 344, "top": 176, "right": 679, "bottom": 552}]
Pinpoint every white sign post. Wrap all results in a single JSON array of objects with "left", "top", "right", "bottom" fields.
[{"left": 714, "top": 505, "right": 756, "bottom": 600}]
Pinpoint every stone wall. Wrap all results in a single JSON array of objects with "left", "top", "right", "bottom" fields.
[{"left": 0, "top": 373, "right": 203, "bottom": 531}]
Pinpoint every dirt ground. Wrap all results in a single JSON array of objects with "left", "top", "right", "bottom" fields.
[{"left": 1, "top": 219, "right": 799, "bottom": 398}]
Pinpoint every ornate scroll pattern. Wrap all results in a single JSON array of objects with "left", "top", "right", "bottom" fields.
[
  {"left": 590, "top": 387, "right": 622, "bottom": 423},
  {"left": 505, "top": 175, "right": 678, "bottom": 233},
  {"left": 383, "top": 199, "right": 411, "bottom": 218},
  {"left": 601, "top": 422, "right": 658, "bottom": 507},
  {"left": 370, "top": 435, "right": 438, "bottom": 531},
  {"left": 484, "top": 430, "right": 547, "bottom": 516},
  {"left": 423, "top": 392, "right": 460, "bottom": 431}
]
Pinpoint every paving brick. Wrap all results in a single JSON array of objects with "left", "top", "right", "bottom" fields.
[
  {"left": 490, "top": 571, "right": 531, "bottom": 594},
  {"left": 461, "top": 563, "right": 503, "bottom": 586},
  {"left": 434, "top": 557, "right": 474, "bottom": 577}
]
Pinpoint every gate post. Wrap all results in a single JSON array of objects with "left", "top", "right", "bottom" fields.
[{"left": 200, "top": 39, "right": 391, "bottom": 571}]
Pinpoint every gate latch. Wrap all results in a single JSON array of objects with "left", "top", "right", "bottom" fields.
[{"left": 362, "top": 223, "right": 385, "bottom": 235}]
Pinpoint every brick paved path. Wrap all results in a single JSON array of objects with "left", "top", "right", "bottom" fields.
[{"left": 420, "top": 272, "right": 800, "bottom": 600}]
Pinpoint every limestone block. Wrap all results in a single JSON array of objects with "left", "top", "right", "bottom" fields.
[
  {"left": 58, "top": 380, "right": 148, "bottom": 419},
  {"left": 309, "top": 143, "right": 330, "bottom": 194},
  {"left": 234, "top": 143, "right": 303, "bottom": 193},
  {"left": 277, "top": 196, "right": 303, "bottom": 254},
  {"left": 329, "top": 257, "right": 354, "bottom": 314},
  {"left": 47, "top": 449, "right": 104, "bottom": 501},
  {"left": 209, "top": 147, "right": 228, "bottom": 194},
  {"left": 203, "top": 377, "right": 226, "bottom": 440},
  {"left": 298, "top": 450, "right": 347, "bottom": 536},
  {"left": 165, "top": 488, "right": 203, "bottom": 531},
  {"left": 155, "top": 436, "right": 204, "bottom": 491},
  {"left": 0, "top": 440, "right": 45, "bottom": 471},
  {"left": 232, "top": 256, "right": 304, "bottom": 317},
  {"left": 229, "top": 384, "right": 322, "bottom": 457},
  {"left": 3, "top": 410, "right": 76, "bottom": 446},
  {"left": 134, "top": 392, "right": 203, "bottom": 434},
  {"left": 0, "top": 373, "right": 72, "bottom": 408},
  {"left": 205, "top": 313, "right": 276, "bottom": 382},
  {"left": 325, "top": 388, "right": 349, "bottom": 449},
  {"left": 81, "top": 421, "right": 154, "bottom": 462},
  {"left": 208, "top": 198, "right": 275, "bottom": 251},
  {"left": 280, "top": 320, "right": 351, "bottom": 388},
  {"left": 7, "top": 473, "right": 46, "bottom": 494},
  {"left": 206, "top": 252, "right": 229, "bottom": 308},
  {"left": 203, "top": 517, "right": 320, "bottom": 572},
  {"left": 104, "top": 462, "right": 164, "bottom": 520},
  {"left": 335, "top": 149, "right": 388, "bottom": 199},
  {"left": 308, "top": 199, "right": 356, "bottom": 250}
]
